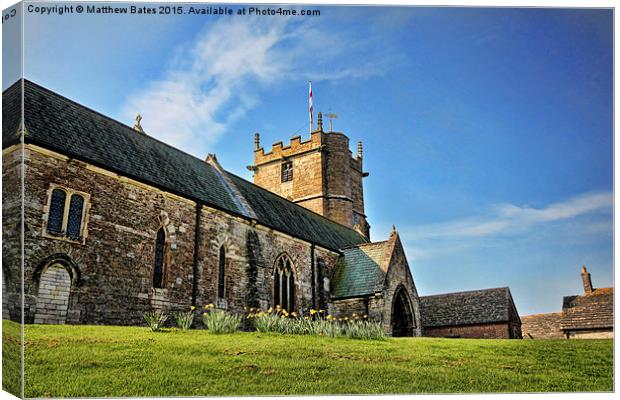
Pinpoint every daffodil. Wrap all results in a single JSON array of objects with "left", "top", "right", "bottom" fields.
[
  {"left": 191, "top": 306, "right": 196, "bottom": 311},
  {"left": 310, "top": 309, "right": 317, "bottom": 315}
]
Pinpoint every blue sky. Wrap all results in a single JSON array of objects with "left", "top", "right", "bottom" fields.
[{"left": 5, "top": 3, "right": 613, "bottom": 315}]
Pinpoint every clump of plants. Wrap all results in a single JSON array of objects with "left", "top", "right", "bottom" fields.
[
  {"left": 174, "top": 306, "right": 196, "bottom": 331},
  {"left": 202, "top": 304, "right": 242, "bottom": 334},
  {"left": 247, "top": 306, "right": 385, "bottom": 340},
  {"left": 143, "top": 310, "right": 168, "bottom": 332}
]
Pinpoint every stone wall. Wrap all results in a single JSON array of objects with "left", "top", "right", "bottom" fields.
[
  {"left": 424, "top": 323, "right": 511, "bottom": 339},
  {"left": 566, "top": 329, "right": 613, "bottom": 339},
  {"left": 2, "top": 272, "right": 9, "bottom": 320},
  {"left": 521, "top": 313, "right": 565, "bottom": 339},
  {"left": 12, "top": 144, "right": 344, "bottom": 325},
  {"left": 2, "top": 144, "right": 23, "bottom": 321}
]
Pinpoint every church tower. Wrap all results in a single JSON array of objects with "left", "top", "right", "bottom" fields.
[{"left": 248, "top": 112, "right": 370, "bottom": 239}]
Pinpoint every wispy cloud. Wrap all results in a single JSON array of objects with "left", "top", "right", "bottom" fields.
[
  {"left": 121, "top": 16, "right": 396, "bottom": 156},
  {"left": 405, "top": 191, "right": 612, "bottom": 241},
  {"left": 400, "top": 191, "right": 612, "bottom": 260}
]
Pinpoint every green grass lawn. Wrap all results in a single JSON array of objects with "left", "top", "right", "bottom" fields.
[{"left": 4, "top": 320, "right": 614, "bottom": 397}]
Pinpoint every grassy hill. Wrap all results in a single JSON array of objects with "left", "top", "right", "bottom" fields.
[{"left": 2, "top": 320, "right": 613, "bottom": 397}]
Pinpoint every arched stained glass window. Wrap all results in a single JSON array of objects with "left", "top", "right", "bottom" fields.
[
  {"left": 153, "top": 227, "right": 166, "bottom": 288},
  {"left": 47, "top": 189, "right": 66, "bottom": 235},
  {"left": 218, "top": 246, "right": 226, "bottom": 298},
  {"left": 273, "top": 254, "right": 295, "bottom": 311},
  {"left": 66, "top": 194, "right": 84, "bottom": 239}
]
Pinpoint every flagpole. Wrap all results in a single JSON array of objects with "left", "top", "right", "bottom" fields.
[{"left": 309, "top": 81, "right": 313, "bottom": 134}]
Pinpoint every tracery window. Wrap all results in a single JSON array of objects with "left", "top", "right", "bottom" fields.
[
  {"left": 281, "top": 161, "right": 293, "bottom": 182},
  {"left": 273, "top": 254, "right": 295, "bottom": 311},
  {"left": 153, "top": 227, "right": 166, "bottom": 289},
  {"left": 44, "top": 185, "right": 90, "bottom": 241},
  {"left": 218, "top": 246, "right": 226, "bottom": 298}
]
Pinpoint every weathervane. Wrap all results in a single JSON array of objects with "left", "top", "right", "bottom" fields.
[{"left": 325, "top": 112, "right": 338, "bottom": 132}]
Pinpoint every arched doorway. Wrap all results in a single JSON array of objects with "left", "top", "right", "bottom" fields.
[
  {"left": 34, "top": 263, "right": 72, "bottom": 324},
  {"left": 391, "top": 287, "right": 415, "bottom": 337}
]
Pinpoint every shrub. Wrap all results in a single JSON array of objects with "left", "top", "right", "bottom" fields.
[
  {"left": 175, "top": 307, "right": 195, "bottom": 331},
  {"left": 143, "top": 310, "right": 168, "bottom": 332},
  {"left": 202, "top": 304, "right": 242, "bottom": 334}
]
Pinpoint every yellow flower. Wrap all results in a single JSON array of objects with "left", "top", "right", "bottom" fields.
[
  {"left": 276, "top": 305, "right": 281, "bottom": 310},
  {"left": 319, "top": 309, "right": 325, "bottom": 314},
  {"left": 267, "top": 307, "right": 273, "bottom": 313},
  {"left": 291, "top": 312, "right": 298, "bottom": 318},
  {"left": 191, "top": 306, "right": 196, "bottom": 311},
  {"left": 281, "top": 315, "right": 287, "bottom": 319},
  {"left": 326, "top": 315, "right": 333, "bottom": 321},
  {"left": 352, "top": 313, "right": 357, "bottom": 317},
  {"left": 310, "top": 309, "right": 317, "bottom": 315}
]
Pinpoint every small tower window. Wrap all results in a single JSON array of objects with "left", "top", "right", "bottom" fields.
[
  {"left": 153, "top": 227, "right": 166, "bottom": 288},
  {"left": 273, "top": 254, "right": 295, "bottom": 311},
  {"left": 47, "top": 189, "right": 66, "bottom": 235},
  {"left": 281, "top": 161, "right": 293, "bottom": 182},
  {"left": 218, "top": 246, "right": 226, "bottom": 298}
]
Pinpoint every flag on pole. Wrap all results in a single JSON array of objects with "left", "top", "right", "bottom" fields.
[{"left": 309, "top": 81, "right": 313, "bottom": 134}]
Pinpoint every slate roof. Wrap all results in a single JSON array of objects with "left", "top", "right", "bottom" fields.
[
  {"left": 330, "top": 242, "right": 388, "bottom": 299},
  {"left": 420, "top": 287, "right": 516, "bottom": 328},
  {"left": 2, "top": 79, "right": 367, "bottom": 251},
  {"left": 2, "top": 80, "right": 21, "bottom": 148},
  {"left": 560, "top": 287, "right": 613, "bottom": 331}
]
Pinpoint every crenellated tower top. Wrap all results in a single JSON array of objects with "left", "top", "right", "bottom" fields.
[{"left": 248, "top": 119, "right": 370, "bottom": 239}]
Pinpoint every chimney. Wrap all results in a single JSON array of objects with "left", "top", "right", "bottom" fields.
[
  {"left": 317, "top": 112, "right": 323, "bottom": 132},
  {"left": 581, "top": 265, "right": 593, "bottom": 294},
  {"left": 254, "top": 132, "right": 260, "bottom": 150}
]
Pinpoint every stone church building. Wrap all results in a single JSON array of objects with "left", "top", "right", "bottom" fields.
[{"left": 2, "top": 80, "right": 421, "bottom": 336}]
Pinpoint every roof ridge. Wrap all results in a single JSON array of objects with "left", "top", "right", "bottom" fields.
[
  {"left": 521, "top": 312, "right": 563, "bottom": 318},
  {"left": 341, "top": 240, "right": 387, "bottom": 250},
  {"left": 225, "top": 171, "right": 369, "bottom": 243},
  {"left": 421, "top": 286, "right": 509, "bottom": 298}
]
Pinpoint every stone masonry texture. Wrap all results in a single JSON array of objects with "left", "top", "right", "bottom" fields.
[{"left": 252, "top": 129, "right": 370, "bottom": 238}]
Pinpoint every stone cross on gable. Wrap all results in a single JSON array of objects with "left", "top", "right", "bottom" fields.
[{"left": 133, "top": 114, "right": 144, "bottom": 133}]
